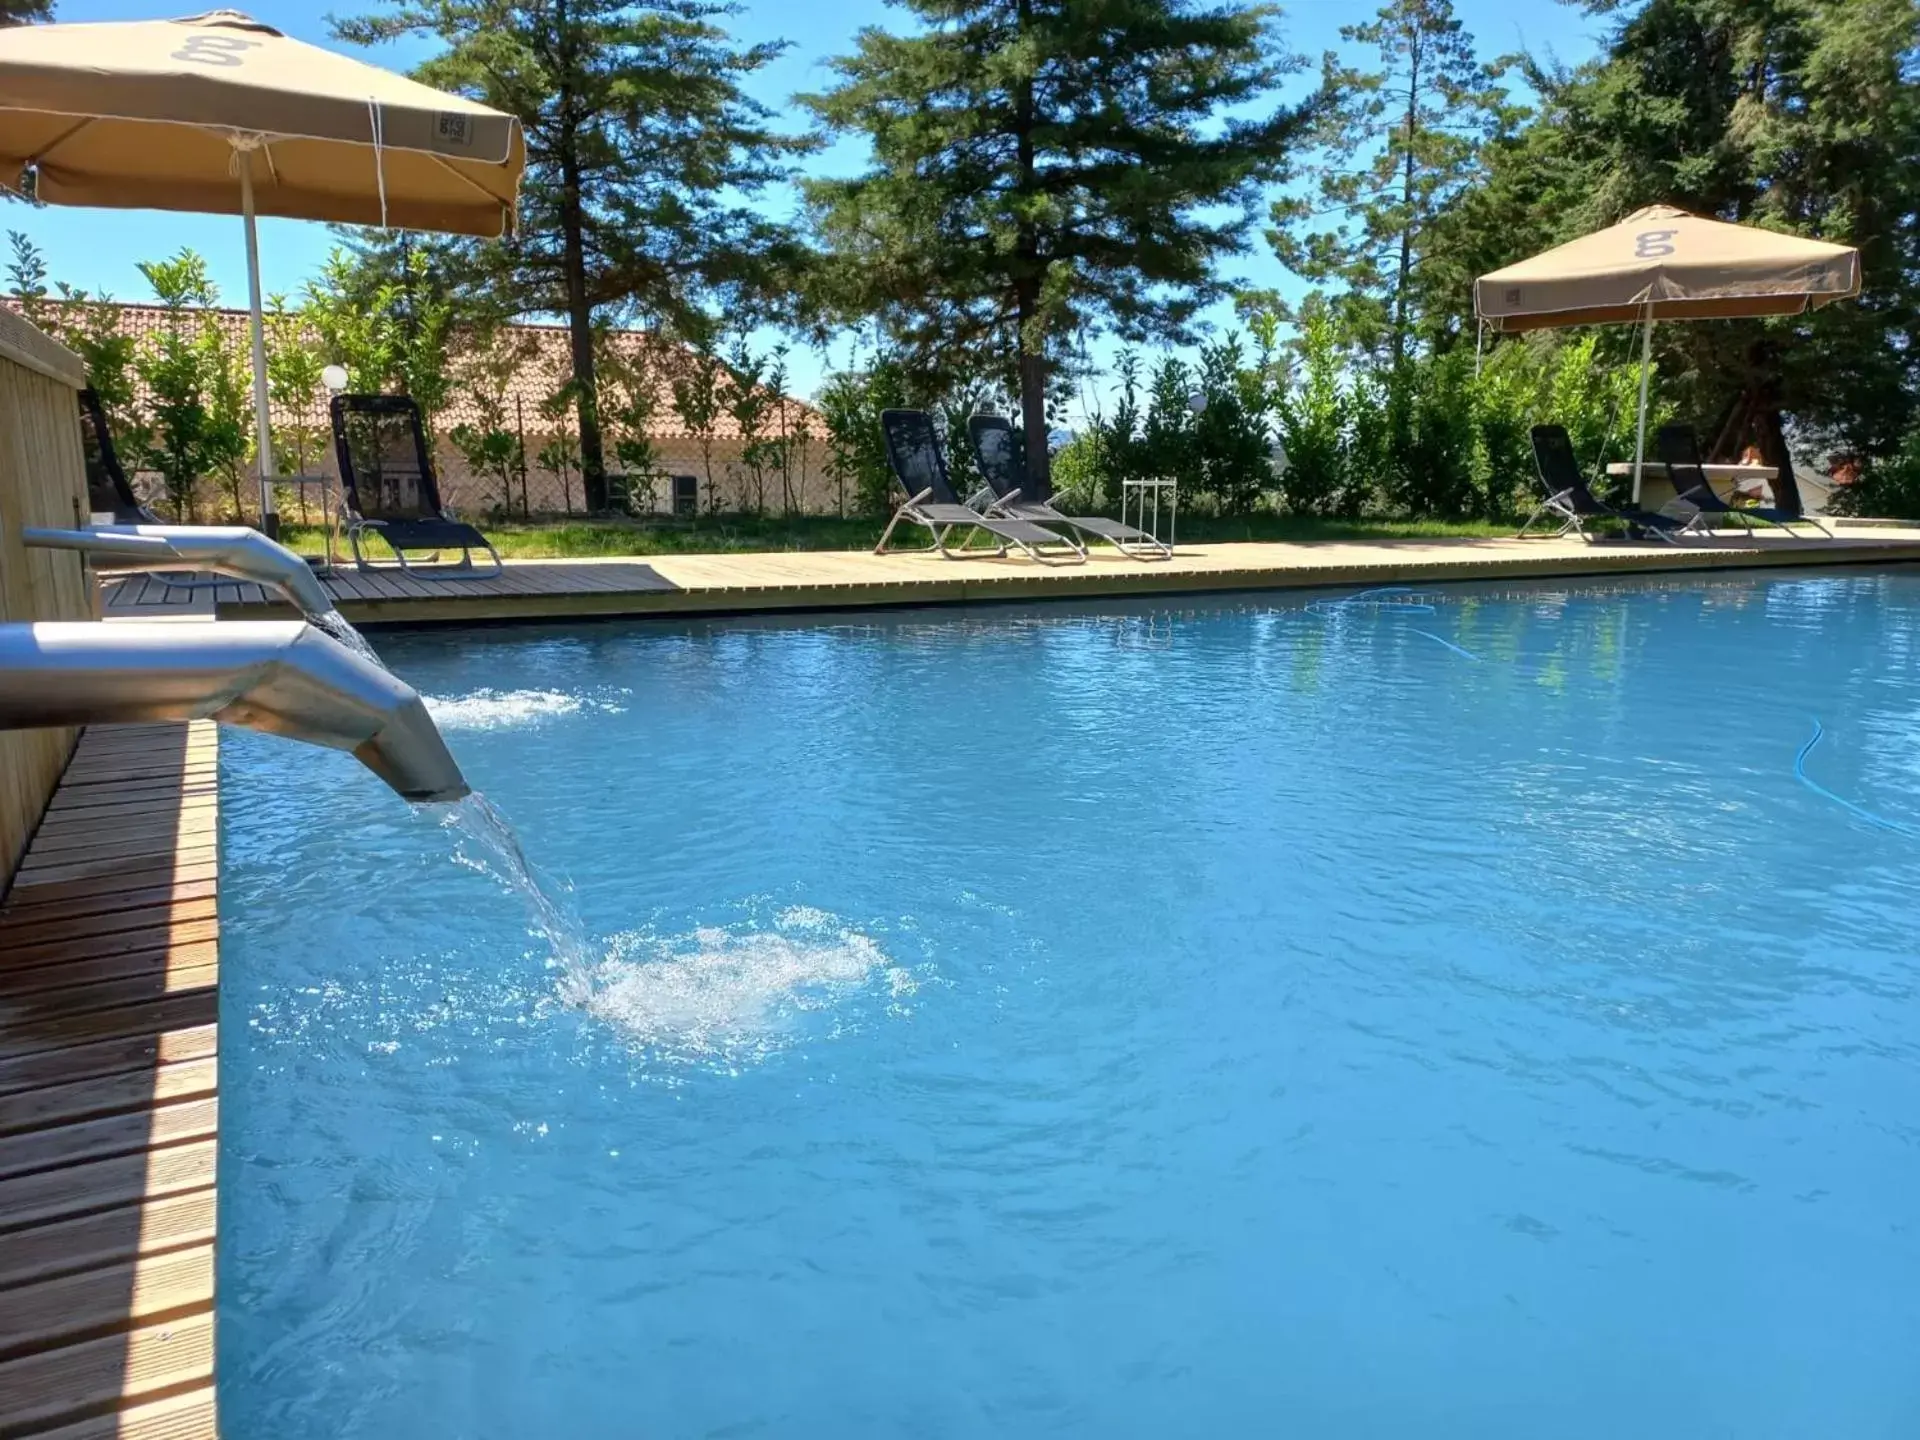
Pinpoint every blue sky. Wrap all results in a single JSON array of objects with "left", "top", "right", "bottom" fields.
[{"left": 7, "top": 0, "right": 1609, "bottom": 400}]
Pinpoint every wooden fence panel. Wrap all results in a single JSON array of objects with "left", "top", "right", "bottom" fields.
[{"left": 0, "top": 307, "right": 96, "bottom": 890}]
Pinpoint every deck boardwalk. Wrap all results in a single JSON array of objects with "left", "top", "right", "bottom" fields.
[
  {"left": 99, "top": 529, "right": 1920, "bottom": 628},
  {"left": 0, "top": 721, "right": 220, "bottom": 1440}
]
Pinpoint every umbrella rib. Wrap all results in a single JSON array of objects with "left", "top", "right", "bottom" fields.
[
  {"left": 427, "top": 151, "right": 509, "bottom": 209},
  {"left": 31, "top": 116, "right": 96, "bottom": 164}
]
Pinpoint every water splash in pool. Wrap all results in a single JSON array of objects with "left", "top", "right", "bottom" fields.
[
  {"left": 437, "top": 791, "right": 595, "bottom": 975},
  {"left": 561, "top": 907, "right": 907, "bottom": 1066},
  {"left": 311, "top": 609, "right": 385, "bottom": 667},
  {"left": 425, "top": 688, "right": 626, "bottom": 731}
]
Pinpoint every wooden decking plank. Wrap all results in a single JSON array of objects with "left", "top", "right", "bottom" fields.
[
  {"left": 0, "top": 1243, "right": 213, "bottom": 1359},
  {"left": 62, "top": 727, "right": 201, "bottom": 755},
  {"left": 0, "top": 1097, "right": 217, "bottom": 1182},
  {"left": 30, "top": 792, "right": 212, "bottom": 829},
  {"left": 45, "top": 767, "right": 217, "bottom": 796},
  {"left": 339, "top": 564, "right": 412, "bottom": 601},
  {"left": 0, "top": 880, "right": 218, "bottom": 929},
  {"left": 38, "top": 794, "right": 217, "bottom": 831},
  {"left": 0, "top": 718, "right": 221, "bottom": 1435},
  {"left": 64, "top": 733, "right": 210, "bottom": 759},
  {"left": 21, "top": 819, "right": 217, "bottom": 862},
  {"left": 0, "top": 969, "right": 218, "bottom": 1046},
  {"left": 0, "top": 1026, "right": 216, "bottom": 1101},
  {"left": 29, "top": 816, "right": 213, "bottom": 854},
  {"left": 0, "top": 1138, "right": 215, "bottom": 1233},
  {"left": 1, "top": 921, "right": 220, "bottom": 976},
  {"left": 31, "top": 1385, "right": 217, "bottom": 1440},
  {"left": 55, "top": 752, "right": 216, "bottom": 779},
  {"left": 0, "top": 889, "right": 216, "bottom": 938},
  {"left": 0, "top": 1058, "right": 218, "bottom": 1140},
  {"left": 0, "top": 993, "right": 219, "bottom": 1068},
  {"left": 13, "top": 844, "right": 218, "bottom": 888},
  {"left": 0, "top": 942, "right": 218, "bottom": 999},
  {"left": 321, "top": 569, "right": 373, "bottom": 601},
  {"left": 0, "top": 1312, "right": 213, "bottom": 1433},
  {"left": 2, "top": 865, "right": 219, "bottom": 912},
  {"left": 0, "top": 1188, "right": 216, "bottom": 1291},
  {"left": 17, "top": 818, "right": 215, "bottom": 861}
]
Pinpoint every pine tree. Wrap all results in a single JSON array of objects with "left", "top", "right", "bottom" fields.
[
  {"left": 0, "top": 0, "right": 52, "bottom": 26},
  {"left": 334, "top": 0, "right": 812, "bottom": 512},
  {"left": 1268, "top": 0, "right": 1508, "bottom": 363},
  {"left": 1444, "top": 0, "right": 1920, "bottom": 461},
  {"left": 802, "top": 0, "right": 1313, "bottom": 485}
]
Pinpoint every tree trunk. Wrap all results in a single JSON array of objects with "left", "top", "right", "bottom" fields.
[
  {"left": 1392, "top": 27, "right": 1421, "bottom": 369},
  {"left": 1012, "top": 0, "right": 1050, "bottom": 490},
  {"left": 1016, "top": 302, "right": 1049, "bottom": 491},
  {"left": 558, "top": 148, "right": 608, "bottom": 513}
]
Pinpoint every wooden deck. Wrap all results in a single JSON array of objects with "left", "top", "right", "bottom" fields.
[
  {"left": 100, "top": 528, "right": 1920, "bottom": 627},
  {"left": 0, "top": 721, "right": 220, "bottom": 1440}
]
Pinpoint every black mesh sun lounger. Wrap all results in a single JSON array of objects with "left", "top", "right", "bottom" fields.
[
  {"left": 330, "top": 394, "right": 503, "bottom": 577},
  {"left": 876, "top": 409, "right": 1084, "bottom": 564},
  {"left": 1655, "top": 424, "right": 1832, "bottom": 538},
  {"left": 966, "top": 414, "right": 1172, "bottom": 560},
  {"left": 1520, "top": 425, "right": 1689, "bottom": 543},
  {"left": 78, "top": 387, "right": 160, "bottom": 524},
  {"left": 76, "top": 386, "right": 239, "bottom": 597}
]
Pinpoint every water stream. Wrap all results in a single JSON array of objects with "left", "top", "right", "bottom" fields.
[
  {"left": 311, "top": 608, "right": 386, "bottom": 667},
  {"left": 314, "top": 606, "right": 596, "bottom": 979},
  {"left": 438, "top": 789, "right": 595, "bottom": 981}
]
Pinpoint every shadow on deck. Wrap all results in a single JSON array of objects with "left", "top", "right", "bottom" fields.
[{"left": 0, "top": 721, "right": 220, "bottom": 1438}]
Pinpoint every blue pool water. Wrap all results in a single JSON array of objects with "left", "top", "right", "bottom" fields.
[{"left": 218, "top": 573, "right": 1920, "bottom": 1438}]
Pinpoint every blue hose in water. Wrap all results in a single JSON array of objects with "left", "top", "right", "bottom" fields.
[
  {"left": 1305, "top": 585, "right": 1438, "bottom": 616},
  {"left": 1409, "top": 629, "right": 1481, "bottom": 661},
  {"left": 1307, "top": 586, "right": 1483, "bottom": 660},
  {"left": 1793, "top": 720, "right": 1918, "bottom": 837}
]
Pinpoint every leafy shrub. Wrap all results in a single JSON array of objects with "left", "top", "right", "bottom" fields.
[{"left": 1829, "top": 427, "right": 1920, "bottom": 518}]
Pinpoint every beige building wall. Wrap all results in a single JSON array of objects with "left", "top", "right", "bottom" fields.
[{"left": 264, "top": 428, "right": 842, "bottom": 522}]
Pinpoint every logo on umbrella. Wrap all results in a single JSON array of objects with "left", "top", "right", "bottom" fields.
[{"left": 171, "top": 34, "right": 260, "bottom": 67}]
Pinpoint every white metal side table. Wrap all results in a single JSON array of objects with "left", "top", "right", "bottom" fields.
[{"left": 1120, "top": 477, "right": 1177, "bottom": 549}]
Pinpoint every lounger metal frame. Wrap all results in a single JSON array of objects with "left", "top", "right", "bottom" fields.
[
  {"left": 1519, "top": 424, "right": 1687, "bottom": 545},
  {"left": 330, "top": 394, "right": 504, "bottom": 579},
  {"left": 965, "top": 414, "right": 1173, "bottom": 561},
  {"left": 1654, "top": 424, "right": 1833, "bottom": 539},
  {"left": 876, "top": 410, "right": 1085, "bottom": 565}
]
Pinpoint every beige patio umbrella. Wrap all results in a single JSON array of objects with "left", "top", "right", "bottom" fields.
[
  {"left": 1475, "top": 205, "right": 1860, "bottom": 499},
  {"left": 0, "top": 9, "right": 524, "bottom": 525}
]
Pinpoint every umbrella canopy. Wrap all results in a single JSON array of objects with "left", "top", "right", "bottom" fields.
[
  {"left": 0, "top": 9, "right": 523, "bottom": 237},
  {"left": 1475, "top": 205, "right": 1859, "bottom": 333}
]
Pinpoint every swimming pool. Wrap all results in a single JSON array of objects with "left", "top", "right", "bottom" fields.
[{"left": 218, "top": 573, "right": 1920, "bottom": 1438}]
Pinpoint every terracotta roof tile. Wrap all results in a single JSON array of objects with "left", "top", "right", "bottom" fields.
[{"left": 2, "top": 300, "right": 819, "bottom": 443}]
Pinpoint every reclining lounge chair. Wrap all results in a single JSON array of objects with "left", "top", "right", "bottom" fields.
[
  {"left": 77, "top": 386, "right": 161, "bottom": 524},
  {"left": 329, "top": 393, "right": 503, "bottom": 577},
  {"left": 1655, "top": 424, "right": 1831, "bottom": 539},
  {"left": 876, "top": 409, "right": 1084, "bottom": 564},
  {"left": 1520, "top": 424, "right": 1688, "bottom": 543},
  {"left": 966, "top": 414, "right": 1172, "bottom": 560}
]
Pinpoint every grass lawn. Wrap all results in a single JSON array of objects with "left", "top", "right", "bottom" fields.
[{"left": 275, "top": 512, "right": 1516, "bottom": 561}]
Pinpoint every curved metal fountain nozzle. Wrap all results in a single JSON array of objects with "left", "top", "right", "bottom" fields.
[
  {"left": 0, "top": 620, "right": 469, "bottom": 803},
  {"left": 22, "top": 525, "right": 337, "bottom": 619}
]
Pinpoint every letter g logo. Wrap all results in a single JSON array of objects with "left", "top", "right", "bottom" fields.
[
  {"left": 1635, "top": 230, "right": 1678, "bottom": 259},
  {"left": 172, "top": 34, "right": 257, "bottom": 67}
]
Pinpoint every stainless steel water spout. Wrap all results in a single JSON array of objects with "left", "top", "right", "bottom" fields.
[
  {"left": 0, "top": 620, "right": 469, "bottom": 803},
  {"left": 22, "top": 525, "right": 337, "bottom": 619}
]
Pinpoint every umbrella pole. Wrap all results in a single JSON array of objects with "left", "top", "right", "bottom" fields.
[
  {"left": 238, "top": 149, "right": 278, "bottom": 537},
  {"left": 1631, "top": 305, "right": 1654, "bottom": 505}
]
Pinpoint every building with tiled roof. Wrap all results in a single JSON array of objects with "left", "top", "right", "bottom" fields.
[{"left": 8, "top": 300, "right": 837, "bottom": 519}]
